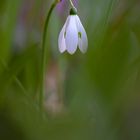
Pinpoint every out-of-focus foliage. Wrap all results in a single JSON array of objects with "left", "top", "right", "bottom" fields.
[{"left": 0, "top": 0, "right": 140, "bottom": 140}]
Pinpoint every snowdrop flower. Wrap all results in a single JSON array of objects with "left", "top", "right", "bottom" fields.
[{"left": 58, "top": 8, "right": 88, "bottom": 54}]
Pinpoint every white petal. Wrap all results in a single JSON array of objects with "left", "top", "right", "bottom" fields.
[
  {"left": 75, "top": 15, "right": 88, "bottom": 53},
  {"left": 58, "top": 17, "right": 70, "bottom": 53},
  {"left": 65, "top": 15, "right": 78, "bottom": 54}
]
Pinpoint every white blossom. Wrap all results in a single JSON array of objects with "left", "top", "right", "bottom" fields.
[{"left": 58, "top": 13, "right": 88, "bottom": 54}]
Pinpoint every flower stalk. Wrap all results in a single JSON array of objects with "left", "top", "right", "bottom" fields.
[
  {"left": 69, "top": 0, "right": 76, "bottom": 9},
  {"left": 40, "top": 0, "right": 61, "bottom": 111}
]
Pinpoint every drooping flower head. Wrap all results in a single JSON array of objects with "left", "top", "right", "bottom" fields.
[{"left": 58, "top": 7, "right": 88, "bottom": 54}]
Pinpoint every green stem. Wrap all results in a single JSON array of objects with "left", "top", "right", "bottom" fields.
[
  {"left": 69, "top": 0, "right": 74, "bottom": 8},
  {"left": 40, "top": 0, "right": 61, "bottom": 111}
]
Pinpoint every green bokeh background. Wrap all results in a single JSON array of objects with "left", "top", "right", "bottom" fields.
[{"left": 0, "top": 0, "right": 140, "bottom": 140}]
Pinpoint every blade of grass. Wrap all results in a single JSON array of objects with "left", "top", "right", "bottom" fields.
[{"left": 0, "top": 0, "right": 21, "bottom": 69}]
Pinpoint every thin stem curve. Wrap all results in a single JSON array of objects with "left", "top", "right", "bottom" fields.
[
  {"left": 69, "top": 0, "right": 76, "bottom": 9},
  {"left": 40, "top": 0, "right": 61, "bottom": 111}
]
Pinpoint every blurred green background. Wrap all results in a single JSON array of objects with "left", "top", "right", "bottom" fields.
[{"left": 0, "top": 0, "right": 140, "bottom": 140}]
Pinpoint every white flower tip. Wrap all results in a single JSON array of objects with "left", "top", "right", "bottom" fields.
[
  {"left": 67, "top": 48, "right": 77, "bottom": 55},
  {"left": 59, "top": 48, "right": 66, "bottom": 53},
  {"left": 81, "top": 48, "right": 87, "bottom": 54}
]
